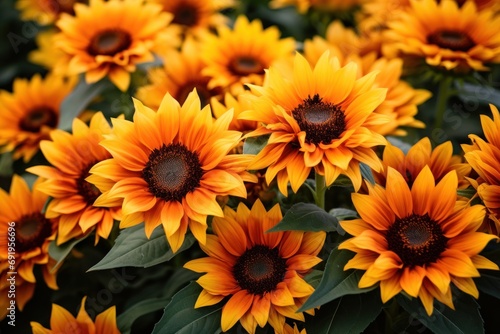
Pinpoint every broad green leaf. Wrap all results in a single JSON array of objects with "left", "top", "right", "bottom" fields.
[
  {"left": 118, "top": 297, "right": 172, "bottom": 334},
  {"left": 152, "top": 282, "right": 222, "bottom": 334},
  {"left": 306, "top": 290, "right": 383, "bottom": 334},
  {"left": 396, "top": 291, "right": 484, "bottom": 334},
  {"left": 88, "top": 224, "right": 195, "bottom": 271},
  {"left": 457, "top": 187, "right": 477, "bottom": 199},
  {"left": 267, "top": 202, "right": 339, "bottom": 233},
  {"left": 329, "top": 208, "right": 358, "bottom": 221},
  {"left": 48, "top": 233, "right": 91, "bottom": 272},
  {"left": 299, "top": 248, "right": 375, "bottom": 311},
  {"left": 304, "top": 270, "right": 324, "bottom": 289},
  {"left": 0, "top": 152, "right": 13, "bottom": 176},
  {"left": 59, "top": 77, "right": 113, "bottom": 131},
  {"left": 476, "top": 272, "right": 500, "bottom": 300},
  {"left": 360, "top": 162, "right": 375, "bottom": 185},
  {"left": 243, "top": 135, "right": 269, "bottom": 155}
]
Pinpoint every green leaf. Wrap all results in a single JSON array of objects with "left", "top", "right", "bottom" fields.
[
  {"left": 304, "top": 269, "right": 324, "bottom": 289},
  {"left": 152, "top": 282, "right": 222, "bottom": 334},
  {"left": 299, "top": 248, "right": 375, "bottom": 311},
  {"left": 396, "top": 291, "right": 484, "bottom": 334},
  {"left": 48, "top": 233, "right": 90, "bottom": 272},
  {"left": 118, "top": 297, "right": 172, "bottom": 334},
  {"left": 88, "top": 224, "right": 196, "bottom": 271},
  {"left": 360, "top": 162, "right": 375, "bottom": 185},
  {"left": 58, "top": 77, "right": 113, "bottom": 131},
  {"left": 457, "top": 187, "right": 477, "bottom": 199},
  {"left": 329, "top": 208, "right": 358, "bottom": 221},
  {"left": 305, "top": 290, "right": 383, "bottom": 334},
  {"left": 267, "top": 202, "right": 339, "bottom": 233},
  {"left": 242, "top": 135, "right": 269, "bottom": 155},
  {"left": 476, "top": 271, "right": 500, "bottom": 300},
  {"left": 0, "top": 152, "right": 13, "bottom": 176}
]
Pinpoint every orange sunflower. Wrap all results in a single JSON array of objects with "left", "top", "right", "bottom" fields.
[
  {"left": 0, "top": 175, "right": 58, "bottom": 319},
  {"left": 89, "top": 90, "right": 255, "bottom": 252},
  {"left": 463, "top": 104, "right": 500, "bottom": 235},
  {"left": 31, "top": 296, "right": 120, "bottom": 334},
  {"left": 201, "top": 15, "right": 296, "bottom": 95},
  {"left": 27, "top": 112, "right": 122, "bottom": 245},
  {"left": 374, "top": 137, "right": 471, "bottom": 188},
  {"left": 338, "top": 166, "right": 499, "bottom": 315},
  {"left": 53, "top": 0, "right": 179, "bottom": 91},
  {"left": 16, "top": 0, "right": 86, "bottom": 25},
  {"left": 384, "top": 0, "right": 500, "bottom": 72},
  {"left": 135, "top": 37, "right": 221, "bottom": 109},
  {"left": 239, "top": 51, "right": 388, "bottom": 194},
  {"left": 184, "top": 200, "right": 325, "bottom": 333},
  {"left": 0, "top": 73, "right": 76, "bottom": 162}
]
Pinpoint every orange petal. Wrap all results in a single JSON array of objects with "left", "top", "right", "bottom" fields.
[{"left": 221, "top": 290, "right": 254, "bottom": 331}]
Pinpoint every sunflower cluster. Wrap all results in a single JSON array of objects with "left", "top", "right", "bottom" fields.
[{"left": 2, "top": 0, "right": 500, "bottom": 333}]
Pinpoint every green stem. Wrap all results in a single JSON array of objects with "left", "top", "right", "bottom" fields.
[
  {"left": 315, "top": 173, "right": 326, "bottom": 210},
  {"left": 433, "top": 77, "right": 454, "bottom": 130}
]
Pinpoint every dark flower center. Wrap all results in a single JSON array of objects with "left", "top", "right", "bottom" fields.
[
  {"left": 427, "top": 30, "right": 475, "bottom": 52},
  {"left": 292, "top": 94, "right": 346, "bottom": 145},
  {"left": 88, "top": 29, "right": 132, "bottom": 56},
  {"left": 19, "top": 107, "right": 58, "bottom": 133},
  {"left": 387, "top": 213, "right": 448, "bottom": 267},
  {"left": 77, "top": 163, "right": 102, "bottom": 205},
  {"left": 233, "top": 245, "right": 287, "bottom": 295},
  {"left": 142, "top": 143, "right": 203, "bottom": 202},
  {"left": 172, "top": 3, "right": 199, "bottom": 27},
  {"left": 229, "top": 56, "right": 265, "bottom": 76},
  {"left": 16, "top": 213, "right": 53, "bottom": 253}
]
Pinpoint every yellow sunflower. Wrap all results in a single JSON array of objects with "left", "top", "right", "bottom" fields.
[
  {"left": 463, "top": 104, "right": 500, "bottom": 235},
  {"left": 89, "top": 90, "right": 255, "bottom": 252},
  {"left": 15, "top": 0, "right": 86, "bottom": 25},
  {"left": 53, "top": 0, "right": 179, "bottom": 91},
  {"left": 384, "top": 0, "right": 500, "bottom": 71},
  {"left": 0, "top": 175, "right": 58, "bottom": 319},
  {"left": 31, "top": 296, "right": 120, "bottom": 334},
  {"left": 28, "top": 29, "right": 66, "bottom": 71},
  {"left": 338, "top": 166, "right": 498, "bottom": 315},
  {"left": 27, "top": 112, "right": 122, "bottom": 245},
  {"left": 269, "top": 0, "right": 364, "bottom": 13},
  {"left": 211, "top": 92, "right": 258, "bottom": 133},
  {"left": 147, "top": 0, "right": 235, "bottom": 37},
  {"left": 201, "top": 15, "right": 296, "bottom": 95},
  {"left": 184, "top": 200, "right": 325, "bottom": 334},
  {"left": 375, "top": 137, "right": 471, "bottom": 189},
  {"left": 239, "top": 51, "right": 388, "bottom": 195},
  {"left": 0, "top": 73, "right": 76, "bottom": 162},
  {"left": 135, "top": 37, "right": 221, "bottom": 109}
]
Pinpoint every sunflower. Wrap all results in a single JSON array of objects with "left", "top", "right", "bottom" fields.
[
  {"left": 0, "top": 73, "right": 76, "bottom": 162},
  {"left": 89, "top": 90, "right": 255, "bottom": 252},
  {"left": 53, "top": 0, "right": 179, "bottom": 91},
  {"left": 239, "top": 51, "right": 388, "bottom": 195},
  {"left": 147, "top": 0, "right": 235, "bottom": 37},
  {"left": 30, "top": 296, "right": 120, "bottom": 334},
  {"left": 374, "top": 137, "right": 471, "bottom": 189},
  {"left": 28, "top": 29, "right": 67, "bottom": 71},
  {"left": 269, "top": 0, "right": 364, "bottom": 13},
  {"left": 201, "top": 15, "right": 296, "bottom": 95},
  {"left": 135, "top": 37, "right": 221, "bottom": 109},
  {"left": 384, "top": 0, "right": 500, "bottom": 72},
  {"left": 15, "top": 0, "right": 86, "bottom": 25},
  {"left": 184, "top": 200, "right": 325, "bottom": 334},
  {"left": 338, "top": 166, "right": 498, "bottom": 315},
  {"left": 463, "top": 104, "right": 500, "bottom": 235},
  {"left": 0, "top": 175, "right": 58, "bottom": 319},
  {"left": 27, "top": 112, "right": 122, "bottom": 245}
]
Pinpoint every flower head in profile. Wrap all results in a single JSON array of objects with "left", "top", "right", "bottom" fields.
[
  {"left": 16, "top": 0, "right": 85, "bottom": 25},
  {"left": 201, "top": 15, "right": 296, "bottom": 95},
  {"left": 184, "top": 200, "right": 325, "bottom": 333},
  {"left": 90, "top": 90, "right": 255, "bottom": 252},
  {"left": 463, "top": 104, "right": 500, "bottom": 235},
  {"left": 27, "top": 112, "right": 122, "bottom": 245},
  {"left": 0, "top": 73, "right": 76, "bottom": 162},
  {"left": 339, "top": 166, "right": 499, "bottom": 315},
  {"left": 384, "top": 0, "right": 500, "bottom": 72},
  {"left": 54, "top": 0, "right": 179, "bottom": 91},
  {"left": 240, "top": 51, "right": 388, "bottom": 195},
  {"left": 0, "top": 176, "right": 58, "bottom": 318},
  {"left": 31, "top": 297, "right": 120, "bottom": 334}
]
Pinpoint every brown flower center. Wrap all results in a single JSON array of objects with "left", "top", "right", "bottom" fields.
[
  {"left": 19, "top": 106, "right": 58, "bottom": 133},
  {"left": 427, "top": 30, "right": 475, "bottom": 52},
  {"left": 171, "top": 3, "right": 200, "bottom": 27},
  {"left": 77, "top": 163, "right": 101, "bottom": 205},
  {"left": 16, "top": 213, "right": 53, "bottom": 253},
  {"left": 142, "top": 143, "right": 203, "bottom": 202},
  {"left": 233, "top": 245, "right": 287, "bottom": 295},
  {"left": 387, "top": 213, "right": 448, "bottom": 267},
  {"left": 292, "top": 94, "right": 346, "bottom": 145},
  {"left": 88, "top": 29, "right": 132, "bottom": 56},
  {"left": 229, "top": 56, "right": 265, "bottom": 76}
]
